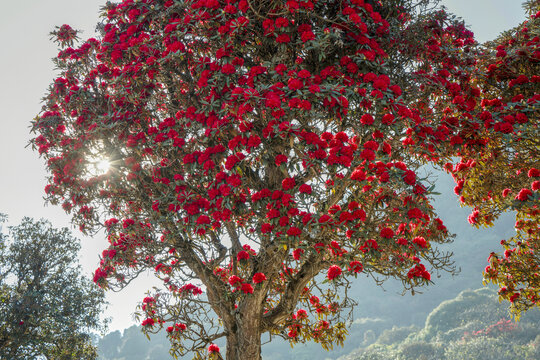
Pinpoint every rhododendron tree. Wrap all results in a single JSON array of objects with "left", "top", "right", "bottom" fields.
[
  {"left": 403, "top": 0, "right": 539, "bottom": 316},
  {"left": 28, "top": 0, "right": 487, "bottom": 358}
]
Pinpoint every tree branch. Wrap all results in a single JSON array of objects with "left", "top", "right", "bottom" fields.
[{"left": 262, "top": 253, "right": 326, "bottom": 330}]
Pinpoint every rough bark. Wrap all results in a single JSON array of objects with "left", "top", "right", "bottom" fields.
[{"left": 225, "top": 302, "right": 263, "bottom": 360}]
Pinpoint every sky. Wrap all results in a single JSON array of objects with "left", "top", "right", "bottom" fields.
[{"left": 0, "top": 0, "right": 526, "bottom": 333}]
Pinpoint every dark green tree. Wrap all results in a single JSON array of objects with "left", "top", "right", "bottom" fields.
[{"left": 0, "top": 216, "right": 107, "bottom": 359}]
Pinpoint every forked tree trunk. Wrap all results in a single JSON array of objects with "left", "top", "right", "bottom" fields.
[{"left": 225, "top": 305, "right": 262, "bottom": 360}]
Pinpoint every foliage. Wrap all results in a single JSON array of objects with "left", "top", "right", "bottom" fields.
[
  {"left": 0, "top": 216, "right": 107, "bottom": 359},
  {"left": 30, "top": 0, "right": 465, "bottom": 358},
  {"left": 474, "top": 2, "right": 540, "bottom": 315},
  {"left": 30, "top": 0, "right": 539, "bottom": 358},
  {"left": 405, "top": 0, "right": 540, "bottom": 314}
]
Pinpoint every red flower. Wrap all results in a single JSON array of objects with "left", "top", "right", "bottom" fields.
[
  {"left": 237, "top": 250, "right": 250, "bottom": 261},
  {"left": 196, "top": 215, "right": 211, "bottom": 225},
  {"left": 275, "top": 154, "right": 288, "bottom": 166},
  {"left": 282, "top": 177, "right": 296, "bottom": 190},
  {"left": 468, "top": 210, "right": 479, "bottom": 225},
  {"left": 351, "top": 169, "right": 366, "bottom": 181},
  {"left": 208, "top": 344, "right": 220, "bottom": 353},
  {"left": 225, "top": 154, "right": 240, "bottom": 170},
  {"left": 308, "top": 84, "right": 320, "bottom": 93},
  {"left": 142, "top": 318, "right": 155, "bottom": 326},
  {"left": 252, "top": 272, "right": 267, "bottom": 284},
  {"left": 293, "top": 248, "right": 304, "bottom": 260},
  {"left": 352, "top": 208, "right": 366, "bottom": 221},
  {"left": 363, "top": 239, "right": 378, "bottom": 250},
  {"left": 382, "top": 113, "right": 395, "bottom": 125},
  {"left": 327, "top": 265, "right": 342, "bottom": 280},
  {"left": 318, "top": 214, "right": 332, "bottom": 223},
  {"left": 261, "top": 223, "right": 274, "bottom": 233},
  {"left": 224, "top": 4, "right": 237, "bottom": 13},
  {"left": 287, "top": 226, "right": 302, "bottom": 236},
  {"left": 450, "top": 135, "right": 463, "bottom": 146},
  {"left": 279, "top": 216, "right": 290, "bottom": 226},
  {"left": 265, "top": 92, "right": 282, "bottom": 108},
  {"left": 528, "top": 168, "right": 540, "bottom": 177},
  {"left": 276, "top": 34, "right": 291, "bottom": 43},
  {"left": 360, "top": 114, "right": 374, "bottom": 125},
  {"left": 348, "top": 261, "right": 363, "bottom": 273},
  {"left": 275, "top": 17, "right": 289, "bottom": 28},
  {"left": 407, "top": 264, "right": 431, "bottom": 280},
  {"left": 275, "top": 63, "right": 287, "bottom": 75},
  {"left": 299, "top": 30, "right": 315, "bottom": 42},
  {"left": 123, "top": 218, "right": 135, "bottom": 228},
  {"left": 300, "top": 100, "right": 312, "bottom": 110},
  {"left": 389, "top": 85, "right": 402, "bottom": 96},
  {"left": 288, "top": 78, "right": 303, "bottom": 90},
  {"left": 396, "top": 238, "right": 408, "bottom": 246},
  {"left": 296, "top": 309, "right": 308, "bottom": 319},
  {"left": 241, "top": 283, "right": 254, "bottom": 294},
  {"left": 407, "top": 207, "right": 423, "bottom": 219},
  {"left": 402, "top": 170, "right": 416, "bottom": 185},
  {"left": 509, "top": 293, "right": 520, "bottom": 303},
  {"left": 228, "top": 275, "right": 242, "bottom": 286},
  {"left": 380, "top": 227, "right": 394, "bottom": 238},
  {"left": 360, "top": 149, "right": 376, "bottom": 161},
  {"left": 378, "top": 171, "right": 390, "bottom": 183},
  {"left": 364, "top": 140, "right": 379, "bottom": 151},
  {"left": 286, "top": 0, "right": 300, "bottom": 11},
  {"left": 412, "top": 236, "right": 427, "bottom": 248},
  {"left": 516, "top": 188, "right": 532, "bottom": 201},
  {"left": 299, "top": 184, "right": 312, "bottom": 194}
]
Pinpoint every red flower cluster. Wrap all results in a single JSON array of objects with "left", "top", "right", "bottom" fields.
[{"left": 327, "top": 265, "right": 342, "bottom": 280}]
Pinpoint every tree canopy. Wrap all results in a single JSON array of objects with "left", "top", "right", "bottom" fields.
[
  {"left": 30, "top": 0, "right": 539, "bottom": 358},
  {"left": 403, "top": 0, "right": 540, "bottom": 314},
  {"left": 0, "top": 216, "right": 107, "bottom": 359}
]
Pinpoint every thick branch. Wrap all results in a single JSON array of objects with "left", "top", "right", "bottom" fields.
[
  {"left": 171, "top": 232, "right": 234, "bottom": 324},
  {"left": 262, "top": 254, "right": 326, "bottom": 330},
  {"left": 226, "top": 223, "right": 243, "bottom": 254}
]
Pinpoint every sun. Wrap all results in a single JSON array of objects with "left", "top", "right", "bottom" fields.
[
  {"left": 86, "top": 155, "right": 111, "bottom": 178},
  {"left": 96, "top": 158, "right": 111, "bottom": 174}
]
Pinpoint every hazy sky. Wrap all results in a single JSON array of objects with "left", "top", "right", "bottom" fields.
[{"left": 0, "top": 0, "right": 526, "bottom": 332}]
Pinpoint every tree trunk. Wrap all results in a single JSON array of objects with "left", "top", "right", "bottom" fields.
[{"left": 225, "top": 304, "right": 262, "bottom": 360}]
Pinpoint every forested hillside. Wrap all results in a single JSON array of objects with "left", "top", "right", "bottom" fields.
[{"left": 340, "top": 288, "right": 540, "bottom": 360}]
